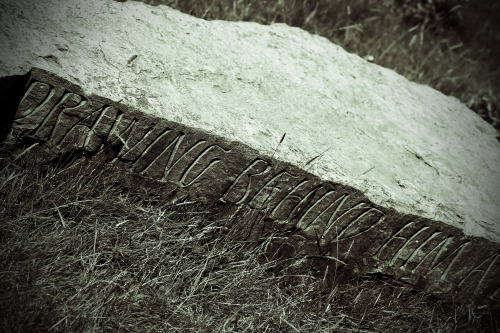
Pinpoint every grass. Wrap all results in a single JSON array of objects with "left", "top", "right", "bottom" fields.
[
  {"left": 129, "top": 0, "right": 500, "bottom": 133},
  {"left": 1, "top": 145, "right": 498, "bottom": 332}
]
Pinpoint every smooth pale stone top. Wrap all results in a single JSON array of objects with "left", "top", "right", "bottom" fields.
[{"left": 1, "top": 0, "right": 499, "bottom": 242}]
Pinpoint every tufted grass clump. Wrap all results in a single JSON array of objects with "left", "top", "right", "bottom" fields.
[
  {"left": 127, "top": 0, "right": 500, "bottom": 133},
  {"left": 0, "top": 145, "right": 498, "bottom": 332}
]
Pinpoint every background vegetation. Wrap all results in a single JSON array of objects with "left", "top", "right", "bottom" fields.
[
  {"left": 1, "top": 149, "right": 498, "bottom": 332},
  {"left": 135, "top": 0, "right": 500, "bottom": 134}
]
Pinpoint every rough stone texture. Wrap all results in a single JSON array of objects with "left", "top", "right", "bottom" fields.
[{"left": 1, "top": 0, "right": 500, "bottom": 307}]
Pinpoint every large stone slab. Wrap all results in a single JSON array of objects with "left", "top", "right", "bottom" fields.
[{"left": 1, "top": 0, "right": 499, "bottom": 307}]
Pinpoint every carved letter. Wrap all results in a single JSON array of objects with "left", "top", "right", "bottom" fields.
[
  {"left": 119, "top": 120, "right": 169, "bottom": 161},
  {"left": 180, "top": 144, "right": 230, "bottom": 187},
  {"left": 220, "top": 159, "right": 271, "bottom": 204},
  {"left": 247, "top": 170, "right": 296, "bottom": 211},
  {"left": 84, "top": 105, "right": 119, "bottom": 153},
  {"left": 14, "top": 82, "right": 65, "bottom": 134},
  {"left": 295, "top": 190, "right": 338, "bottom": 230},
  {"left": 374, "top": 221, "right": 419, "bottom": 263},
  {"left": 34, "top": 92, "right": 83, "bottom": 141},
  {"left": 458, "top": 252, "right": 500, "bottom": 295}
]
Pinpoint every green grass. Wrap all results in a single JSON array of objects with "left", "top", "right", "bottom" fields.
[
  {"left": 130, "top": 0, "right": 500, "bottom": 133},
  {"left": 1, "top": 146, "right": 498, "bottom": 332}
]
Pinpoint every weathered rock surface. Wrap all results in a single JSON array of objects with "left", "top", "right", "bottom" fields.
[{"left": 1, "top": 0, "right": 499, "bottom": 307}]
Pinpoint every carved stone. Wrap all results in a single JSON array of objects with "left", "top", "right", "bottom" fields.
[{"left": 4, "top": 68, "right": 499, "bottom": 308}]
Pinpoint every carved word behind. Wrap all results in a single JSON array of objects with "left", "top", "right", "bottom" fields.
[
  {"left": 9, "top": 69, "right": 500, "bottom": 306},
  {"left": 220, "top": 158, "right": 385, "bottom": 245}
]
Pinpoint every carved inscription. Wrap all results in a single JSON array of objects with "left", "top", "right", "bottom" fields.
[
  {"left": 373, "top": 222, "right": 471, "bottom": 279},
  {"left": 7, "top": 68, "right": 500, "bottom": 307},
  {"left": 222, "top": 161, "right": 386, "bottom": 248},
  {"left": 458, "top": 252, "right": 500, "bottom": 297},
  {"left": 12, "top": 77, "right": 230, "bottom": 190},
  {"left": 221, "top": 158, "right": 272, "bottom": 204},
  {"left": 218, "top": 147, "right": 500, "bottom": 304},
  {"left": 270, "top": 179, "right": 322, "bottom": 220},
  {"left": 14, "top": 82, "right": 65, "bottom": 133},
  {"left": 297, "top": 194, "right": 385, "bottom": 244}
]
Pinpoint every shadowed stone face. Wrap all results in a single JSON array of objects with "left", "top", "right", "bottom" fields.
[{"left": 1, "top": 0, "right": 499, "bottom": 308}]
